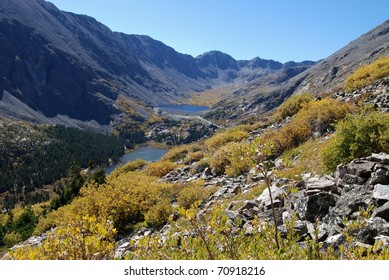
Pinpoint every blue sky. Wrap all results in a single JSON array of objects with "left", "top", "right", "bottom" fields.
[{"left": 47, "top": 0, "right": 388, "bottom": 63}]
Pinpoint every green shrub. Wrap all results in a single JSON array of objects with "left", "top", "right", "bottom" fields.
[
  {"left": 321, "top": 109, "right": 389, "bottom": 172},
  {"left": 345, "top": 56, "right": 389, "bottom": 92},
  {"left": 277, "top": 93, "right": 314, "bottom": 119},
  {"left": 3, "top": 231, "right": 22, "bottom": 247}
]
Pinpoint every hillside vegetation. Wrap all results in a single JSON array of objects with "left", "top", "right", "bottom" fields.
[
  {"left": 3, "top": 57, "right": 389, "bottom": 260},
  {"left": 344, "top": 56, "right": 389, "bottom": 92},
  {"left": 0, "top": 120, "right": 129, "bottom": 207}
]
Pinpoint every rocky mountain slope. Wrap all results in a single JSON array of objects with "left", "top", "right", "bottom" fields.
[
  {"left": 207, "top": 20, "right": 389, "bottom": 124},
  {"left": 0, "top": 0, "right": 314, "bottom": 131}
]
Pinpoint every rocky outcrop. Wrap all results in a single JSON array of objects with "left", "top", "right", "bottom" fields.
[
  {"left": 222, "top": 153, "right": 389, "bottom": 252},
  {"left": 126, "top": 152, "right": 389, "bottom": 258},
  {"left": 331, "top": 77, "right": 389, "bottom": 112}
]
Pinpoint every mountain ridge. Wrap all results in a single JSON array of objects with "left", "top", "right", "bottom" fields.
[
  {"left": 205, "top": 19, "right": 389, "bottom": 124},
  {"left": 0, "top": 0, "right": 315, "bottom": 130}
]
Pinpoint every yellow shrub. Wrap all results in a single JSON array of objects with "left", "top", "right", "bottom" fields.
[
  {"left": 176, "top": 181, "right": 208, "bottom": 209},
  {"left": 109, "top": 158, "right": 146, "bottom": 178},
  {"left": 144, "top": 161, "right": 177, "bottom": 177},
  {"left": 345, "top": 56, "right": 389, "bottom": 92},
  {"left": 205, "top": 128, "right": 248, "bottom": 152},
  {"left": 209, "top": 142, "right": 253, "bottom": 176},
  {"left": 35, "top": 172, "right": 175, "bottom": 234},
  {"left": 144, "top": 199, "right": 172, "bottom": 228},
  {"left": 161, "top": 143, "right": 202, "bottom": 162},
  {"left": 10, "top": 215, "right": 116, "bottom": 260},
  {"left": 183, "top": 151, "right": 204, "bottom": 164},
  {"left": 277, "top": 93, "right": 314, "bottom": 119},
  {"left": 3, "top": 232, "right": 23, "bottom": 247},
  {"left": 259, "top": 98, "right": 352, "bottom": 156}
]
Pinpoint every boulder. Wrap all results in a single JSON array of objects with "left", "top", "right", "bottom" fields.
[
  {"left": 305, "top": 177, "right": 338, "bottom": 193},
  {"left": 347, "top": 224, "right": 378, "bottom": 245},
  {"left": 296, "top": 192, "right": 336, "bottom": 222},
  {"left": 323, "top": 233, "right": 346, "bottom": 249},
  {"left": 341, "top": 174, "right": 366, "bottom": 185},
  {"left": 347, "top": 160, "right": 376, "bottom": 178},
  {"left": 201, "top": 167, "right": 212, "bottom": 179},
  {"left": 368, "top": 153, "right": 389, "bottom": 164},
  {"left": 278, "top": 220, "right": 308, "bottom": 241},
  {"left": 332, "top": 184, "right": 373, "bottom": 217},
  {"left": 372, "top": 184, "right": 389, "bottom": 201},
  {"left": 372, "top": 201, "right": 389, "bottom": 222},
  {"left": 369, "top": 166, "right": 389, "bottom": 185},
  {"left": 367, "top": 217, "right": 389, "bottom": 235},
  {"left": 256, "top": 185, "right": 286, "bottom": 211},
  {"left": 306, "top": 222, "right": 329, "bottom": 241}
]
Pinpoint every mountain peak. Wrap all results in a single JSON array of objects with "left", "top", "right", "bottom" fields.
[{"left": 196, "top": 51, "right": 239, "bottom": 70}]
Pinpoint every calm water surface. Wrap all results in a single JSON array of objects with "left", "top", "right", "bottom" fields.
[
  {"left": 105, "top": 145, "right": 167, "bottom": 174},
  {"left": 156, "top": 104, "right": 209, "bottom": 112}
]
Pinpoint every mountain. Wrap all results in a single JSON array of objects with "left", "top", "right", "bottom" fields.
[
  {"left": 293, "top": 20, "right": 389, "bottom": 94},
  {"left": 207, "top": 20, "right": 389, "bottom": 123},
  {"left": 0, "top": 0, "right": 315, "bottom": 131}
]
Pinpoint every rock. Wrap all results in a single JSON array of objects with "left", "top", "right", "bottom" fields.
[
  {"left": 294, "top": 180, "right": 305, "bottom": 189},
  {"left": 256, "top": 208, "right": 284, "bottom": 226},
  {"left": 332, "top": 184, "right": 373, "bottom": 217},
  {"left": 373, "top": 184, "right": 389, "bottom": 201},
  {"left": 114, "top": 240, "right": 132, "bottom": 259},
  {"left": 369, "top": 166, "right": 389, "bottom": 185},
  {"left": 282, "top": 211, "right": 292, "bottom": 224},
  {"left": 347, "top": 160, "right": 376, "bottom": 178},
  {"left": 238, "top": 200, "right": 258, "bottom": 211},
  {"left": 256, "top": 185, "right": 286, "bottom": 211},
  {"left": 372, "top": 201, "right": 389, "bottom": 222},
  {"left": 335, "top": 165, "right": 348, "bottom": 179},
  {"left": 374, "top": 235, "right": 389, "bottom": 248},
  {"left": 296, "top": 192, "right": 336, "bottom": 222},
  {"left": 225, "top": 210, "right": 239, "bottom": 221},
  {"left": 368, "top": 153, "right": 389, "bottom": 164},
  {"left": 229, "top": 185, "right": 241, "bottom": 195},
  {"left": 341, "top": 174, "right": 366, "bottom": 185},
  {"left": 367, "top": 217, "right": 389, "bottom": 235},
  {"left": 274, "top": 158, "right": 284, "bottom": 169},
  {"left": 305, "top": 177, "right": 338, "bottom": 193},
  {"left": 350, "top": 227, "right": 378, "bottom": 245},
  {"left": 237, "top": 201, "right": 260, "bottom": 220},
  {"left": 201, "top": 167, "right": 212, "bottom": 179},
  {"left": 323, "top": 233, "right": 346, "bottom": 249},
  {"left": 291, "top": 220, "right": 309, "bottom": 241},
  {"left": 306, "top": 222, "right": 329, "bottom": 241},
  {"left": 250, "top": 173, "right": 265, "bottom": 182}
]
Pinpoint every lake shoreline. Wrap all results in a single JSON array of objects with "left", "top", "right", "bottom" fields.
[{"left": 105, "top": 143, "right": 168, "bottom": 174}]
